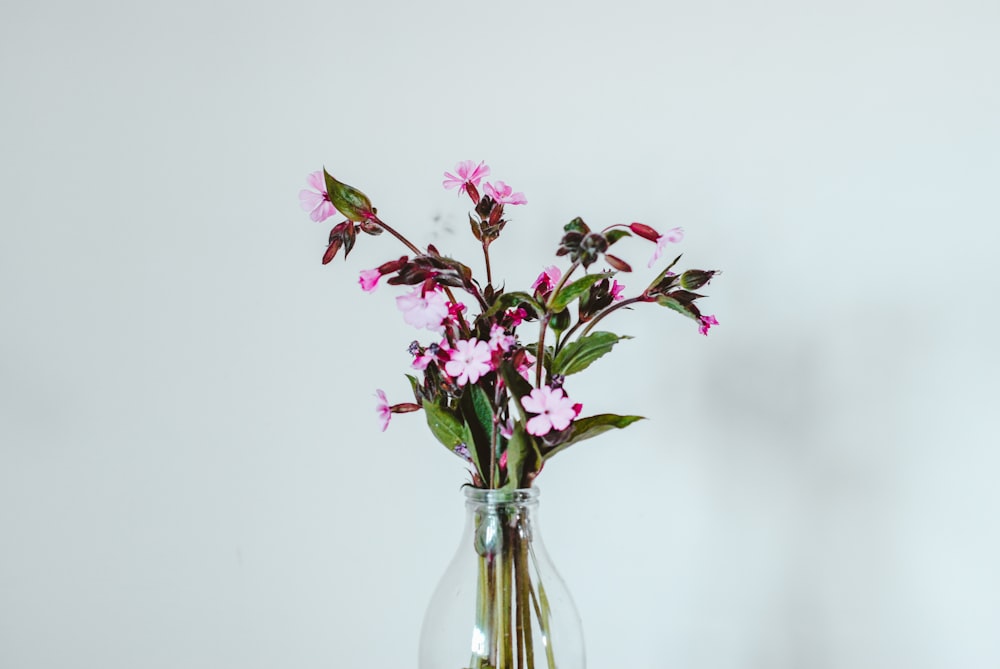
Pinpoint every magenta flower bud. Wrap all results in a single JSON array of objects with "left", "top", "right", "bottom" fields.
[
  {"left": 323, "top": 169, "right": 375, "bottom": 222},
  {"left": 629, "top": 222, "right": 660, "bottom": 242}
]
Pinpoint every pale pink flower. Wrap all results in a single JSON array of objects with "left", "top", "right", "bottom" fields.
[
  {"left": 488, "top": 324, "right": 515, "bottom": 353},
  {"left": 517, "top": 350, "right": 536, "bottom": 382},
  {"left": 521, "top": 386, "right": 579, "bottom": 437},
  {"left": 444, "top": 338, "right": 494, "bottom": 386},
  {"left": 375, "top": 389, "right": 391, "bottom": 431},
  {"left": 499, "top": 418, "right": 514, "bottom": 439},
  {"left": 443, "top": 160, "right": 490, "bottom": 193},
  {"left": 531, "top": 265, "right": 562, "bottom": 295},
  {"left": 396, "top": 287, "right": 449, "bottom": 332},
  {"left": 648, "top": 227, "right": 684, "bottom": 268},
  {"left": 484, "top": 181, "right": 527, "bottom": 206},
  {"left": 610, "top": 279, "right": 625, "bottom": 301},
  {"left": 299, "top": 171, "right": 337, "bottom": 222},
  {"left": 698, "top": 314, "right": 719, "bottom": 336},
  {"left": 358, "top": 268, "right": 382, "bottom": 292}
]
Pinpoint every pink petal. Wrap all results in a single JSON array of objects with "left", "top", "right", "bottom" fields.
[{"left": 306, "top": 171, "right": 326, "bottom": 192}]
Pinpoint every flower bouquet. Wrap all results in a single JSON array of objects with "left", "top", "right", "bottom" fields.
[{"left": 300, "top": 161, "right": 719, "bottom": 669}]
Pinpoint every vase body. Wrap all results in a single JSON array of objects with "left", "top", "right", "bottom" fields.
[{"left": 419, "top": 487, "right": 585, "bottom": 669}]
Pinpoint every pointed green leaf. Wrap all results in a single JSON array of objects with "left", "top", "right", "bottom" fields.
[
  {"left": 604, "top": 229, "right": 632, "bottom": 246},
  {"left": 501, "top": 423, "right": 542, "bottom": 490},
  {"left": 460, "top": 384, "right": 496, "bottom": 478},
  {"left": 552, "top": 331, "right": 627, "bottom": 376},
  {"left": 543, "top": 413, "right": 644, "bottom": 461},
  {"left": 549, "top": 273, "right": 608, "bottom": 312},
  {"left": 656, "top": 294, "right": 701, "bottom": 321},
  {"left": 422, "top": 399, "right": 466, "bottom": 449}
]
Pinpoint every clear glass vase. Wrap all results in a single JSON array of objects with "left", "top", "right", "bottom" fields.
[{"left": 419, "top": 487, "right": 585, "bottom": 669}]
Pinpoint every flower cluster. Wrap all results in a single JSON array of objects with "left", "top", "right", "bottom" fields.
[{"left": 301, "top": 162, "right": 720, "bottom": 489}]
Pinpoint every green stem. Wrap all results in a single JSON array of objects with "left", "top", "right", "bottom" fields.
[{"left": 536, "top": 260, "right": 581, "bottom": 387}]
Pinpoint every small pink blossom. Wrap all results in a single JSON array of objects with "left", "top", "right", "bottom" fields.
[
  {"left": 648, "top": 227, "right": 684, "bottom": 268},
  {"left": 444, "top": 339, "right": 494, "bottom": 386},
  {"left": 484, "top": 181, "right": 527, "bottom": 206},
  {"left": 507, "top": 307, "right": 527, "bottom": 327},
  {"left": 499, "top": 418, "right": 514, "bottom": 440},
  {"left": 698, "top": 314, "right": 719, "bottom": 336},
  {"left": 299, "top": 171, "right": 337, "bottom": 222},
  {"left": 499, "top": 450, "right": 508, "bottom": 470},
  {"left": 531, "top": 265, "right": 562, "bottom": 296},
  {"left": 521, "top": 386, "right": 579, "bottom": 437},
  {"left": 488, "top": 324, "right": 515, "bottom": 353},
  {"left": 396, "top": 287, "right": 450, "bottom": 332},
  {"left": 443, "top": 160, "right": 490, "bottom": 195},
  {"left": 516, "top": 350, "right": 536, "bottom": 382},
  {"left": 358, "top": 268, "right": 382, "bottom": 292},
  {"left": 375, "top": 389, "right": 391, "bottom": 431},
  {"left": 610, "top": 279, "right": 625, "bottom": 301}
]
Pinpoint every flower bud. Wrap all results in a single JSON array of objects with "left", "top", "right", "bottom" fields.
[
  {"left": 629, "top": 222, "right": 660, "bottom": 242},
  {"left": 323, "top": 169, "right": 375, "bottom": 222},
  {"left": 322, "top": 236, "right": 342, "bottom": 265},
  {"left": 680, "top": 269, "right": 718, "bottom": 290},
  {"left": 605, "top": 254, "right": 632, "bottom": 272}
]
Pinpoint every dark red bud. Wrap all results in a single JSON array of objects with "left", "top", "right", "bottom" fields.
[
  {"left": 488, "top": 203, "right": 504, "bottom": 227},
  {"left": 465, "top": 182, "right": 480, "bottom": 204},
  {"left": 322, "top": 237, "right": 343, "bottom": 264},
  {"left": 390, "top": 403, "right": 421, "bottom": 414},
  {"left": 605, "top": 254, "right": 633, "bottom": 272},
  {"left": 629, "top": 222, "right": 661, "bottom": 242},
  {"left": 378, "top": 255, "right": 409, "bottom": 274}
]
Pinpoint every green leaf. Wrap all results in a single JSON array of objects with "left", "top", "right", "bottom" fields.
[
  {"left": 655, "top": 294, "right": 701, "bottom": 321},
  {"left": 422, "top": 399, "right": 466, "bottom": 449},
  {"left": 549, "top": 273, "right": 608, "bottom": 312},
  {"left": 543, "top": 413, "right": 645, "bottom": 461},
  {"left": 563, "top": 216, "right": 589, "bottom": 234},
  {"left": 604, "top": 229, "right": 632, "bottom": 246},
  {"left": 480, "top": 291, "right": 543, "bottom": 321},
  {"left": 502, "top": 423, "right": 542, "bottom": 490},
  {"left": 460, "top": 384, "right": 496, "bottom": 478},
  {"left": 552, "top": 331, "right": 627, "bottom": 376},
  {"left": 646, "top": 254, "right": 683, "bottom": 291}
]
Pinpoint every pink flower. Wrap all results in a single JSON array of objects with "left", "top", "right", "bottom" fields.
[
  {"left": 375, "top": 389, "right": 391, "bottom": 431},
  {"left": 648, "top": 227, "right": 684, "bottom": 268},
  {"left": 521, "top": 386, "right": 579, "bottom": 437},
  {"left": 488, "top": 324, "right": 515, "bottom": 353},
  {"left": 499, "top": 450, "right": 508, "bottom": 470},
  {"left": 299, "top": 171, "right": 337, "bottom": 222},
  {"left": 484, "top": 181, "right": 527, "bottom": 206},
  {"left": 610, "top": 279, "right": 625, "bottom": 301},
  {"left": 531, "top": 265, "right": 562, "bottom": 296},
  {"left": 516, "top": 350, "right": 536, "bottom": 382},
  {"left": 358, "top": 268, "right": 382, "bottom": 292},
  {"left": 396, "top": 287, "right": 450, "bottom": 332},
  {"left": 443, "top": 160, "right": 490, "bottom": 196},
  {"left": 444, "top": 338, "right": 494, "bottom": 386},
  {"left": 698, "top": 314, "right": 719, "bottom": 336}
]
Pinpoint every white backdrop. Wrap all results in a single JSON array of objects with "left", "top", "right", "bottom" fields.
[{"left": 2, "top": 1, "right": 999, "bottom": 667}]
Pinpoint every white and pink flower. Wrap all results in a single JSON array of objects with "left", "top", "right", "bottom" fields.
[
  {"left": 648, "top": 227, "right": 684, "bottom": 268},
  {"left": 375, "top": 389, "right": 391, "bottom": 432},
  {"left": 521, "top": 386, "right": 580, "bottom": 437},
  {"left": 299, "top": 171, "right": 337, "bottom": 222},
  {"left": 443, "top": 160, "right": 490, "bottom": 195},
  {"left": 396, "top": 287, "right": 449, "bottom": 332},
  {"left": 444, "top": 338, "right": 494, "bottom": 386},
  {"left": 484, "top": 181, "right": 527, "bottom": 206}
]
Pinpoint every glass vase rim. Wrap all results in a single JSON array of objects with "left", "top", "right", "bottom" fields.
[{"left": 462, "top": 485, "right": 539, "bottom": 506}]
